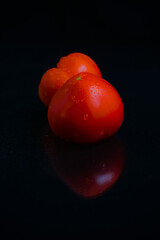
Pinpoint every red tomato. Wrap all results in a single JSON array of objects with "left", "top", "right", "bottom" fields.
[
  {"left": 38, "top": 68, "right": 72, "bottom": 106},
  {"left": 57, "top": 52, "right": 101, "bottom": 77},
  {"left": 39, "top": 53, "right": 101, "bottom": 106},
  {"left": 48, "top": 72, "right": 124, "bottom": 144}
]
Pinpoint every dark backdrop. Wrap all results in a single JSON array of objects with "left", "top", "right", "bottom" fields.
[
  {"left": 1, "top": 1, "right": 160, "bottom": 238},
  {"left": 1, "top": 1, "right": 159, "bottom": 44}
]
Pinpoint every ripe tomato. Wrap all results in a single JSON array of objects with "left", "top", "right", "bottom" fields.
[
  {"left": 39, "top": 53, "right": 101, "bottom": 106},
  {"left": 38, "top": 68, "right": 72, "bottom": 106},
  {"left": 48, "top": 72, "right": 124, "bottom": 144},
  {"left": 57, "top": 52, "right": 101, "bottom": 77}
]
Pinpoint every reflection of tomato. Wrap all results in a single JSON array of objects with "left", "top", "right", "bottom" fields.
[
  {"left": 48, "top": 72, "right": 124, "bottom": 144},
  {"left": 39, "top": 68, "right": 72, "bottom": 106},
  {"left": 43, "top": 127, "right": 125, "bottom": 198},
  {"left": 39, "top": 53, "right": 101, "bottom": 106},
  {"left": 57, "top": 52, "right": 101, "bottom": 77}
]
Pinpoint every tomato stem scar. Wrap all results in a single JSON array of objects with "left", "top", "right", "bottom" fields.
[{"left": 76, "top": 77, "right": 81, "bottom": 80}]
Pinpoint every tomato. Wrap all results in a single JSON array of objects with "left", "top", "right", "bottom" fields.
[
  {"left": 43, "top": 128, "right": 125, "bottom": 198},
  {"left": 57, "top": 52, "right": 101, "bottom": 77},
  {"left": 38, "top": 68, "right": 72, "bottom": 106},
  {"left": 39, "top": 53, "right": 101, "bottom": 106},
  {"left": 48, "top": 72, "right": 124, "bottom": 144}
]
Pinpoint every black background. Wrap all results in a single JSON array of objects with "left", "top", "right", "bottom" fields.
[
  {"left": 1, "top": 1, "right": 160, "bottom": 44},
  {"left": 1, "top": 1, "right": 160, "bottom": 238}
]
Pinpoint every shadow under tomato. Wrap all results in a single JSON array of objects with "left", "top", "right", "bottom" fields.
[{"left": 43, "top": 126, "right": 126, "bottom": 199}]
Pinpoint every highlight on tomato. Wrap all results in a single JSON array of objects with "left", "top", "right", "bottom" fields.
[
  {"left": 48, "top": 72, "right": 124, "bottom": 144},
  {"left": 39, "top": 53, "right": 101, "bottom": 106}
]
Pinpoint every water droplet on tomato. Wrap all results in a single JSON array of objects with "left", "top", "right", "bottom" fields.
[{"left": 84, "top": 114, "right": 88, "bottom": 120}]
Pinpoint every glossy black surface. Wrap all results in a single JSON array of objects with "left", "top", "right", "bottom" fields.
[
  {"left": 1, "top": 2, "right": 160, "bottom": 237},
  {"left": 1, "top": 43, "right": 160, "bottom": 238}
]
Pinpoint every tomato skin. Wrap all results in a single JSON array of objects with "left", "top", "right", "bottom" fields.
[
  {"left": 48, "top": 72, "right": 124, "bottom": 144},
  {"left": 38, "top": 68, "right": 72, "bottom": 106},
  {"left": 57, "top": 52, "right": 101, "bottom": 77},
  {"left": 39, "top": 53, "right": 101, "bottom": 106}
]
